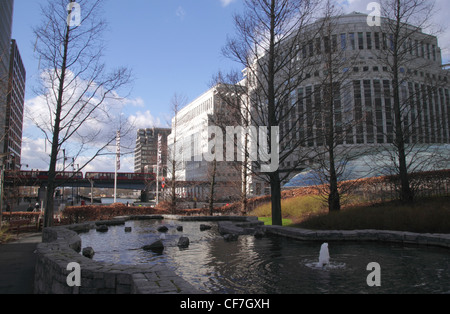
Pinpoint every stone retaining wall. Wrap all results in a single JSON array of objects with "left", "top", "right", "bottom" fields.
[
  {"left": 263, "top": 226, "right": 450, "bottom": 248},
  {"left": 34, "top": 216, "right": 200, "bottom": 294}
]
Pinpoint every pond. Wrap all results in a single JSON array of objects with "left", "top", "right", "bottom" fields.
[{"left": 79, "top": 219, "right": 450, "bottom": 294}]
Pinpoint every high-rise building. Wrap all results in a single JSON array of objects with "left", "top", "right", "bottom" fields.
[
  {"left": 134, "top": 127, "right": 171, "bottom": 175},
  {"left": 0, "top": 0, "right": 14, "bottom": 156},
  {"left": 4, "top": 39, "right": 26, "bottom": 170},
  {"left": 244, "top": 12, "right": 450, "bottom": 194},
  {"left": 167, "top": 86, "right": 243, "bottom": 201}
]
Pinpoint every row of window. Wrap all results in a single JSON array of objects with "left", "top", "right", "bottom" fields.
[
  {"left": 300, "top": 65, "right": 448, "bottom": 84},
  {"left": 296, "top": 31, "right": 439, "bottom": 61},
  {"left": 279, "top": 80, "right": 450, "bottom": 147},
  {"left": 178, "top": 97, "right": 214, "bottom": 127}
]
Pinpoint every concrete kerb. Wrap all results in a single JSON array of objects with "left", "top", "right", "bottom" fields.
[
  {"left": 34, "top": 215, "right": 450, "bottom": 294},
  {"left": 261, "top": 225, "right": 450, "bottom": 248}
]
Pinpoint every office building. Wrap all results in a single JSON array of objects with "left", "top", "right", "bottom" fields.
[
  {"left": 4, "top": 39, "right": 26, "bottom": 170},
  {"left": 0, "top": 0, "right": 14, "bottom": 157},
  {"left": 167, "top": 86, "right": 242, "bottom": 201},
  {"left": 134, "top": 127, "right": 171, "bottom": 175},
  {"left": 245, "top": 12, "right": 450, "bottom": 193}
]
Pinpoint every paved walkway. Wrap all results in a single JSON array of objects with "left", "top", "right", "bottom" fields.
[{"left": 0, "top": 233, "right": 42, "bottom": 294}]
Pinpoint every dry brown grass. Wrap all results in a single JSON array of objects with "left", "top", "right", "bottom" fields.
[{"left": 295, "top": 196, "right": 450, "bottom": 233}]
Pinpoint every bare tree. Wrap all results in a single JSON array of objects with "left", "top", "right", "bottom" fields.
[
  {"left": 373, "top": 0, "right": 447, "bottom": 202},
  {"left": 166, "top": 93, "right": 188, "bottom": 214},
  {"left": 219, "top": 0, "right": 321, "bottom": 225},
  {"left": 302, "top": 1, "right": 370, "bottom": 212},
  {"left": 32, "top": 0, "right": 132, "bottom": 227}
]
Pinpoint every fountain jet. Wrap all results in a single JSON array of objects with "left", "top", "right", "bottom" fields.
[{"left": 318, "top": 243, "right": 330, "bottom": 267}]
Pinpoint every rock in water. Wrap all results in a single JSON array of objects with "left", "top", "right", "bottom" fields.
[
  {"left": 157, "top": 225, "right": 169, "bottom": 232},
  {"left": 177, "top": 237, "right": 190, "bottom": 248},
  {"left": 82, "top": 247, "right": 95, "bottom": 259},
  {"left": 200, "top": 224, "right": 212, "bottom": 231},
  {"left": 96, "top": 225, "right": 108, "bottom": 232},
  {"left": 143, "top": 240, "right": 164, "bottom": 254},
  {"left": 223, "top": 234, "right": 239, "bottom": 242}
]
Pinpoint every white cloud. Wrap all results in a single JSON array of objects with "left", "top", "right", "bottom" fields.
[
  {"left": 123, "top": 97, "right": 145, "bottom": 108},
  {"left": 220, "top": 0, "right": 236, "bottom": 7},
  {"left": 22, "top": 69, "right": 147, "bottom": 172},
  {"left": 176, "top": 6, "right": 186, "bottom": 20},
  {"left": 21, "top": 137, "right": 50, "bottom": 170},
  {"left": 128, "top": 110, "right": 163, "bottom": 130}
]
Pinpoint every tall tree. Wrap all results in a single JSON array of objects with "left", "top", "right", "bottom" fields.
[
  {"left": 220, "top": 0, "right": 320, "bottom": 225},
  {"left": 32, "top": 0, "right": 132, "bottom": 227},
  {"left": 166, "top": 93, "right": 188, "bottom": 214},
  {"left": 304, "top": 1, "right": 370, "bottom": 212},
  {"left": 376, "top": 0, "right": 443, "bottom": 202}
]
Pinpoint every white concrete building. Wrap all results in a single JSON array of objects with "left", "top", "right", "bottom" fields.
[{"left": 167, "top": 86, "right": 242, "bottom": 201}]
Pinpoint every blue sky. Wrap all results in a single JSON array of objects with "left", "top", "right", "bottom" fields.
[
  {"left": 10, "top": 0, "right": 450, "bottom": 172},
  {"left": 13, "top": 0, "right": 244, "bottom": 125},
  {"left": 12, "top": 0, "right": 245, "bottom": 172}
]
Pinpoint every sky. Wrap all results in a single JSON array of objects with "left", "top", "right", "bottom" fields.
[{"left": 10, "top": 0, "right": 450, "bottom": 173}]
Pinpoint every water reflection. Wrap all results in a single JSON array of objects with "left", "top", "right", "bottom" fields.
[{"left": 79, "top": 220, "right": 450, "bottom": 294}]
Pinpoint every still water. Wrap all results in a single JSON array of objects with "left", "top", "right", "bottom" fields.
[{"left": 79, "top": 219, "right": 450, "bottom": 294}]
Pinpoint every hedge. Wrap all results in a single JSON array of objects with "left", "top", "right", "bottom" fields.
[{"left": 62, "top": 203, "right": 169, "bottom": 224}]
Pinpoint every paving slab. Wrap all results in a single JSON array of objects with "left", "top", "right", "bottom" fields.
[{"left": 0, "top": 233, "right": 42, "bottom": 294}]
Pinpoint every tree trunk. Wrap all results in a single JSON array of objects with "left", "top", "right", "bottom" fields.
[
  {"left": 392, "top": 6, "right": 413, "bottom": 203},
  {"left": 44, "top": 24, "right": 70, "bottom": 228},
  {"left": 267, "top": 0, "right": 282, "bottom": 226},
  {"left": 270, "top": 171, "right": 282, "bottom": 226},
  {"left": 208, "top": 159, "right": 217, "bottom": 216}
]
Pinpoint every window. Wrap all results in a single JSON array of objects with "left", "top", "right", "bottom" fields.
[
  {"left": 332, "top": 34, "right": 337, "bottom": 52},
  {"left": 324, "top": 36, "right": 329, "bottom": 53},
  {"left": 366, "top": 32, "right": 372, "bottom": 49},
  {"left": 432, "top": 45, "right": 436, "bottom": 61},
  {"left": 374, "top": 32, "right": 380, "bottom": 49},
  {"left": 349, "top": 33, "right": 355, "bottom": 50},
  {"left": 340, "top": 33, "right": 347, "bottom": 50},
  {"left": 358, "top": 32, "right": 364, "bottom": 50},
  {"left": 316, "top": 37, "right": 321, "bottom": 54},
  {"left": 427, "top": 43, "right": 430, "bottom": 59},
  {"left": 363, "top": 80, "right": 374, "bottom": 143},
  {"left": 353, "top": 80, "right": 364, "bottom": 144}
]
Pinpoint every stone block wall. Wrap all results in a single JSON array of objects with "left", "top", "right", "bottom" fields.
[{"left": 34, "top": 219, "right": 200, "bottom": 294}]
